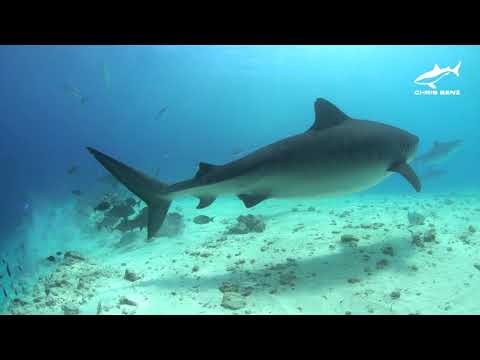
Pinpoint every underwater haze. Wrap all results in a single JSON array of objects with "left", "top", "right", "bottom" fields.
[{"left": 1, "top": 45, "right": 479, "bottom": 315}]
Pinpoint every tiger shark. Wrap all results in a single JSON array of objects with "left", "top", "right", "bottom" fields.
[
  {"left": 414, "top": 140, "right": 463, "bottom": 166},
  {"left": 419, "top": 167, "right": 448, "bottom": 181},
  {"left": 86, "top": 98, "right": 421, "bottom": 240}
]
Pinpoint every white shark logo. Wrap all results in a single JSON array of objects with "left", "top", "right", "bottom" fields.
[{"left": 414, "top": 61, "right": 461, "bottom": 89}]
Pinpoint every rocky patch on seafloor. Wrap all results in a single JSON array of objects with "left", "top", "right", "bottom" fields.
[
  {"left": 221, "top": 291, "right": 247, "bottom": 310},
  {"left": 6, "top": 251, "right": 118, "bottom": 315},
  {"left": 63, "top": 251, "right": 86, "bottom": 265},
  {"left": 459, "top": 224, "right": 477, "bottom": 245},
  {"left": 227, "top": 215, "right": 266, "bottom": 235},
  {"left": 124, "top": 269, "right": 141, "bottom": 282},
  {"left": 340, "top": 234, "right": 360, "bottom": 247},
  {"left": 407, "top": 211, "right": 426, "bottom": 226},
  {"left": 44, "top": 251, "right": 64, "bottom": 264},
  {"left": 217, "top": 258, "right": 301, "bottom": 312},
  {"left": 409, "top": 228, "right": 437, "bottom": 248}
]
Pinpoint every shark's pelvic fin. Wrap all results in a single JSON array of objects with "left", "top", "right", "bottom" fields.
[
  {"left": 196, "top": 196, "right": 216, "bottom": 209},
  {"left": 86, "top": 147, "right": 171, "bottom": 240},
  {"left": 309, "top": 98, "right": 350, "bottom": 132},
  {"left": 388, "top": 161, "right": 421, "bottom": 192},
  {"left": 237, "top": 194, "right": 269, "bottom": 208},
  {"left": 195, "top": 162, "right": 219, "bottom": 179}
]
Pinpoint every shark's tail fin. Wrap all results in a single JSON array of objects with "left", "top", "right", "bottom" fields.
[
  {"left": 86, "top": 147, "right": 171, "bottom": 241},
  {"left": 451, "top": 61, "right": 462, "bottom": 77}
]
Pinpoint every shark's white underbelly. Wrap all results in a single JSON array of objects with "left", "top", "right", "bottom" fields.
[
  {"left": 249, "top": 162, "right": 391, "bottom": 198},
  {"left": 171, "top": 160, "right": 392, "bottom": 200}
]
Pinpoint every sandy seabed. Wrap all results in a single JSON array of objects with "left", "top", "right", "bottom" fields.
[{"left": 3, "top": 191, "right": 480, "bottom": 315}]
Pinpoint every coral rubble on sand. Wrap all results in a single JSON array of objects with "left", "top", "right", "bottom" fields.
[{"left": 3, "top": 192, "right": 480, "bottom": 315}]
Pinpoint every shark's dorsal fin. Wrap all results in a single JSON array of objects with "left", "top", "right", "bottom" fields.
[
  {"left": 195, "top": 162, "right": 219, "bottom": 178},
  {"left": 309, "top": 98, "right": 350, "bottom": 132},
  {"left": 434, "top": 64, "right": 440, "bottom": 70}
]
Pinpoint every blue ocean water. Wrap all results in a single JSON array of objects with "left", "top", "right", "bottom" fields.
[{"left": 0, "top": 45, "right": 478, "bottom": 314}]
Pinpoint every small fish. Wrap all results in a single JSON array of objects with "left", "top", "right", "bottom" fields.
[
  {"left": 72, "top": 190, "right": 83, "bottom": 196},
  {"left": 94, "top": 201, "right": 111, "bottom": 212},
  {"left": 193, "top": 215, "right": 215, "bottom": 224},
  {"left": 414, "top": 61, "right": 461, "bottom": 89},
  {"left": 65, "top": 84, "right": 88, "bottom": 105},
  {"left": 155, "top": 106, "right": 168, "bottom": 120},
  {"left": 2, "top": 287, "right": 7, "bottom": 299},
  {"left": 102, "top": 62, "right": 111, "bottom": 94},
  {"left": 6, "top": 263, "right": 11, "bottom": 278},
  {"left": 17, "top": 265, "right": 23, "bottom": 273},
  {"left": 67, "top": 166, "right": 78, "bottom": 175}
]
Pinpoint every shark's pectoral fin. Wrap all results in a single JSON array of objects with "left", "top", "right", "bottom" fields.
[
  {"left": 388, "top": 162, "right": 422, "bottom": 192},
  {"left": 427, "top": 83, "right": 437, "bottom": 90},
  {"left": 196, "top": 196, "right": 216, "bottom": 209},
  {"left": 237, "top": 194, "right": 269, "bottom": 208}
]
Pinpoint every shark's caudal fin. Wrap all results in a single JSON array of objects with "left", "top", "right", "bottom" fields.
[
  {"left": 86, "top": 147, "right": 171, "bottom": 241},
  {"left": 451, "top": 61, "right": 461, "bottom": 77}
]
